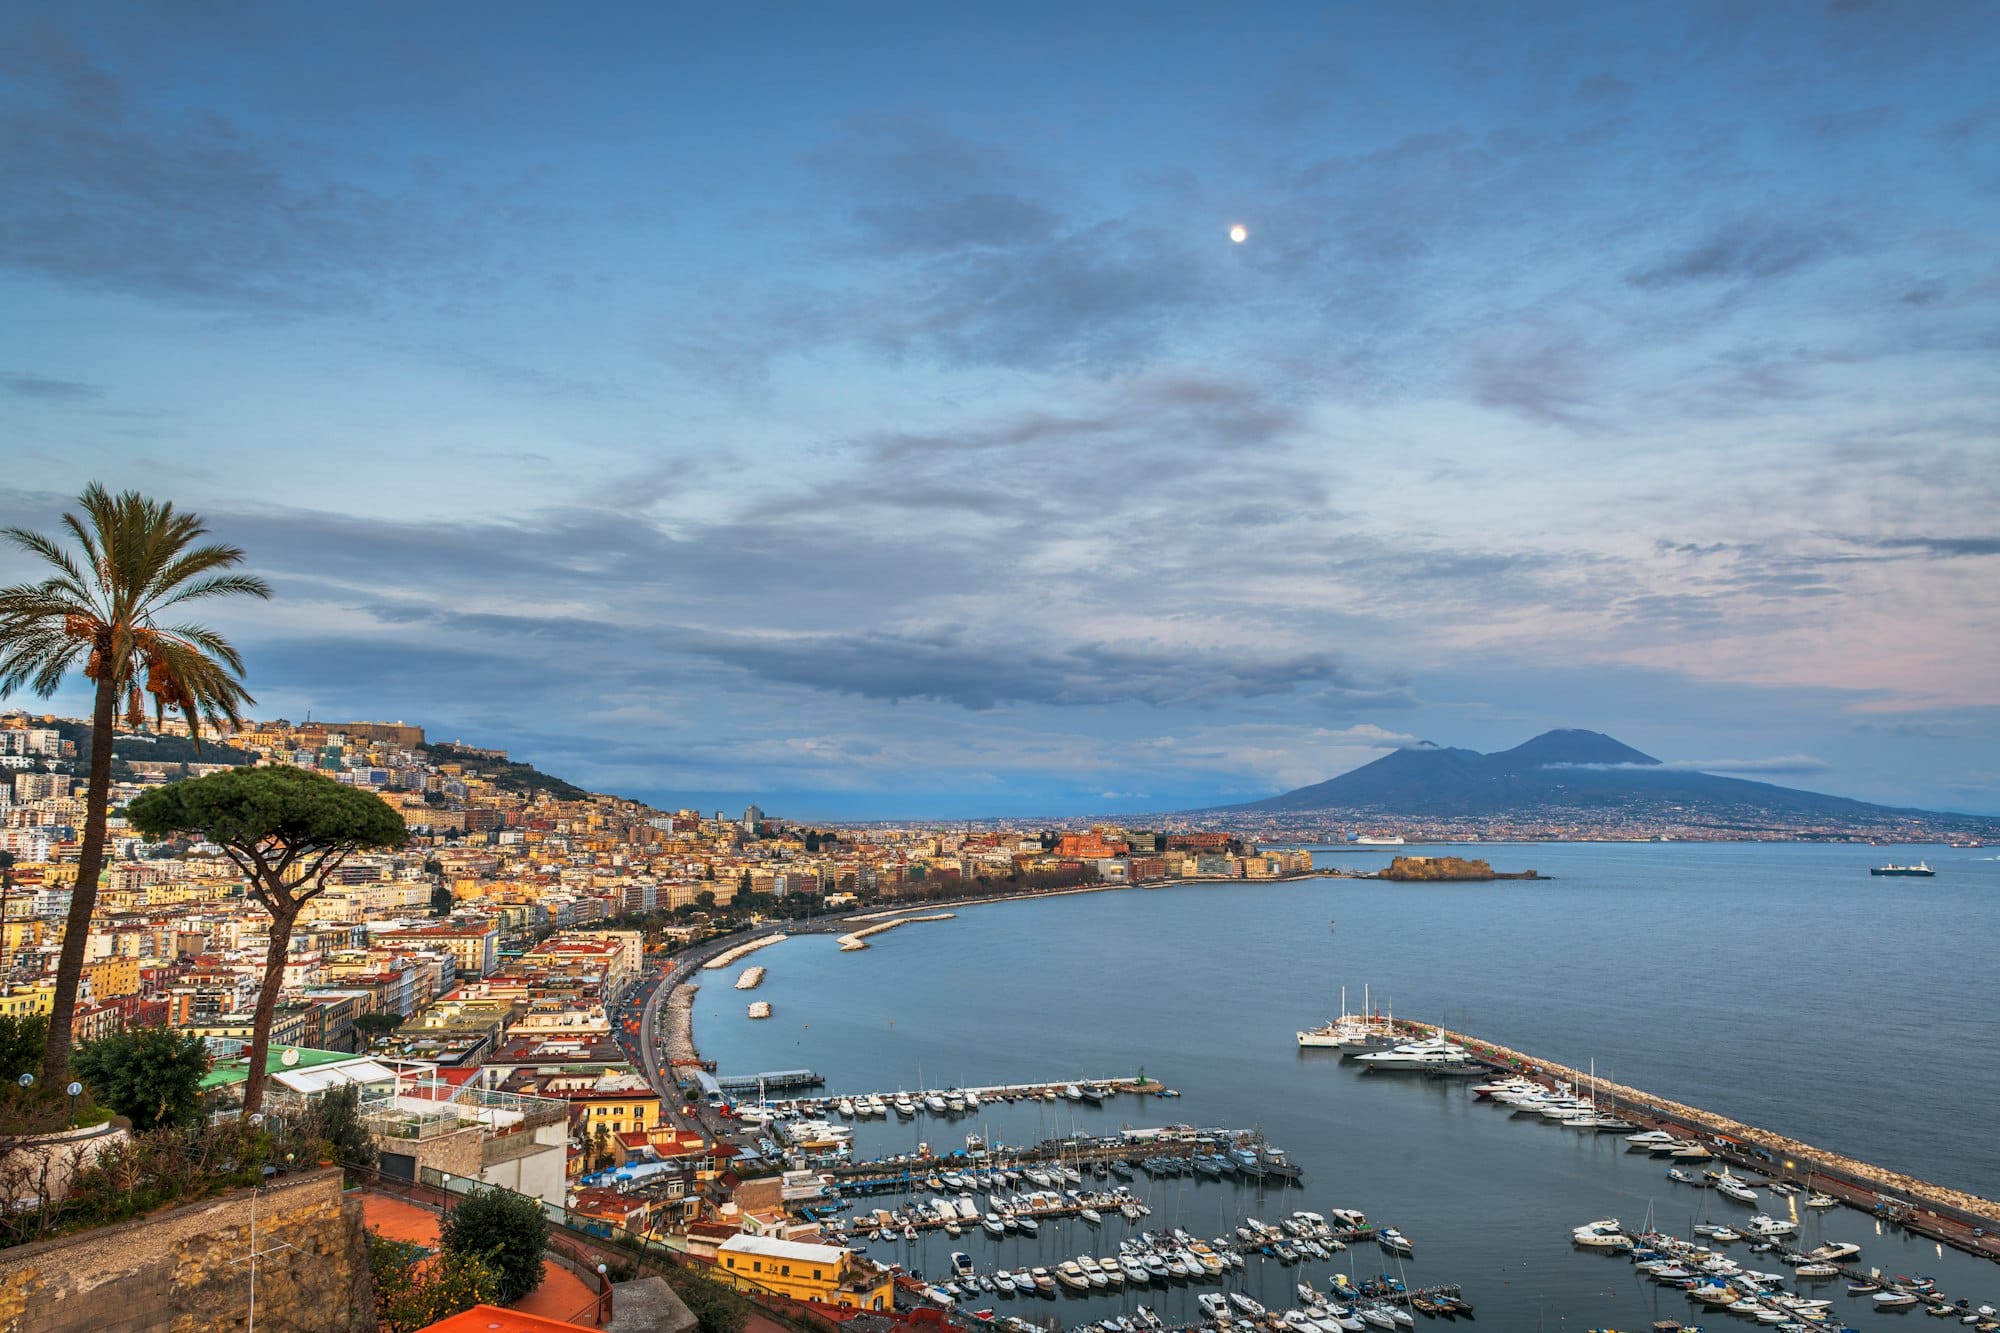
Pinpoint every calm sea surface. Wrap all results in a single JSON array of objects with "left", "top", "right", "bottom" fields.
[{"left": 695, "top": 842, "right": 2000, "bottom": 1327}]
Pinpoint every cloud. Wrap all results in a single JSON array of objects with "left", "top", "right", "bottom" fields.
[
  {"left": 1573, "top": 73, "right": 1632, "bottom": 102},
  {"left": 0, "top": 23, "right": 499, "bottom": 314},
  {"left": 0, "top": 371, "right": 100, "bottom": 400},
  {"left": 1549, "top": 755, "right": 1833, "bottom": 775},
  {"left": 1627, "top": 221, "right": 1847, "bottom": 288},
  {"left": 1468, "top": 336, "right": 1599, "bottom": 428},
  {"left": 1866, "top": 535, "right": 2000, "bottom": 558},
  {"left": 675, "top": 625, "right": 1406, "bottom": 713},
  {"left": 851, "top": 192, "right": 1059, "bottom": 253}
]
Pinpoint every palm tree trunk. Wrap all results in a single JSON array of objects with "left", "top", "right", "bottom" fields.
[
  {"left": 42, "top": 670, "right": 117, "bottom": 1083},
  {"left": 242, "top": 896, "right": 301, "bottom": 1116}
]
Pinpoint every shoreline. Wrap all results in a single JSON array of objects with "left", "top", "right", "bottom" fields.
[{"left": 661, "top": 871, "right": 1340, "bottom": 1072}]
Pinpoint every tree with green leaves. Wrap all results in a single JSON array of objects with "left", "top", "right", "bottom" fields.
[
  {"left": 127, "top": 766, "right": 405, "bottom": 1113},
  {"left": 0, "top": 1013, "right": 47, "bottom": 1084},
  {"left": 72, "top": 1025, "right": 209, "bottom": 1131},
  {"left": 0, "top": 485, "right": 270, "bottom": 1084},
  {"left": 439, "top": 1184, "right": 549, "bottom": 1304},
  {"left": 369, "top": 1232, "right": 501, "bottom": 1333},
  {"left": 312, "top": 1083, "right": 378, "bottom": 1170},
  {"left": 351, "top": 1012, "right": 402, "bottom": 1049}
]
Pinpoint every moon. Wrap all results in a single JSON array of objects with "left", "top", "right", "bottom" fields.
[{"left": 1228, "top": 223, "right": 1249, "bottom": 244}]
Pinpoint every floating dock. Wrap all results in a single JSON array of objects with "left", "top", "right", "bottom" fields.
[
  {"left": 748, "top": 1074, "right": 1171, "bottom": 1119},
  {"left": 715, "top": 1069, "right": 825, "bottom": 1094}
]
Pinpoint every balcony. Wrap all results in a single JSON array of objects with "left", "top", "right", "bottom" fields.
[{"left": 362, "top": 1082, "right": 569, "bottom": 1143}]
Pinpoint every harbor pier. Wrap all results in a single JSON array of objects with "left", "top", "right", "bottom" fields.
[{"left": 1418, "top": 1022, "right": 2000, "bottom": 1264}]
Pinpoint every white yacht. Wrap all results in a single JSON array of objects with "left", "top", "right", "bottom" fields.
[
  {"left": 1353, "top": 1035, "right": 1468, "bottom": 1069},
  {"left": 1714, "top": 1169, "right": 1760, "bottom": 1204},
  {"left": 1572, "top": 1219, "right": 1630, "bottom": 1249},
  {"left": 1806, "top": 1240, "right": 1861, "bottom": 1262}
]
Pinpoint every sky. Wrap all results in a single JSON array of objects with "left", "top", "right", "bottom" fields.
[{"left": 2, "top": 1, "right": 1997, "bottom": 819}]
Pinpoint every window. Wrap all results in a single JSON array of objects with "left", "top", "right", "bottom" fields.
[
  {"left": 781, "top": 1265, "right": 791, "bottom": 1276},
  {"left": 751, "top": 1260, "right": 761, "bottom": 1273}
]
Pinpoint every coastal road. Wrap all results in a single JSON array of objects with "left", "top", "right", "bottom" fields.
[{"left": 629, "top": 925, "right": 839, "bottom": 1135}]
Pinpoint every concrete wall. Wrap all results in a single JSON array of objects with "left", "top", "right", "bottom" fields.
[
  {"left": 0, "top": 1168, "right": 372, "bottom": 1333},
  {"left": 480, "top": 1124, "right": 568, "bottom": 1208}
]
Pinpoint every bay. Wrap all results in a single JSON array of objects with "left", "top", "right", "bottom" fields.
[{"left": 694, "top": 842, "right": 2000, "bottom": 1326}]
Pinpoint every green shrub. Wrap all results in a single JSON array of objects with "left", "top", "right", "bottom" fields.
[
  {"left": 439, "top": 1186, "right": 549, "bottom": 1304},
  {"left": 73, "top": 1027, "right": 208, "bottom": 1131},
  {"left": 369, "top": 1232, "right": 502, "bottom": 1333}
]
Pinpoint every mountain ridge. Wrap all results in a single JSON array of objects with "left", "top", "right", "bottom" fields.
[{"left": 1210, "top": 728, "right": 1977, "bottom": 824}]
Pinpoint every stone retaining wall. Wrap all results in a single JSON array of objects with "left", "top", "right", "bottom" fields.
[{"left": 0, "top": 1168, "right": 372, "bottom": 1333}]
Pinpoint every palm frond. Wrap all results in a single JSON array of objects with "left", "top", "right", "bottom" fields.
[
  {"left": 159, "top": 621, "right": 249, "bottom": 675},
  {"left": 2, "top": 528, "right": 93, "bottom": 598}
]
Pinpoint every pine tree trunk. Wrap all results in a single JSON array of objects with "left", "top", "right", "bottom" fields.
[
  {"left": 42, "top": 670, "right": 117, "bottom": 1084},
  {"left": 242, "top": 896, "right": 301, "bottom": 1116}
]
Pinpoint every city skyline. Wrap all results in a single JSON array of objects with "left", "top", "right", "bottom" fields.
[{"left": 3, "top": 3, "right": 1997, "bottom": 818}]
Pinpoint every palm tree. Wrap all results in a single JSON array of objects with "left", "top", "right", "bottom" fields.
[{"left": 0, "top": 485, "right": 269, "bottom": 1083}]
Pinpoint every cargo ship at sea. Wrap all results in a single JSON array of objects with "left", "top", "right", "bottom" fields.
[{"left": 1870, "top": 862, "right": 1935, "bottom": 877}]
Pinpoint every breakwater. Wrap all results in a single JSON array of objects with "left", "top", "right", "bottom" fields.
[
  {"left": 702, "top": 933, "right": 788, "bottom": 969},
  {"left": 835, "top": 912, "right": 955, "bottom": 951},
  {"left": 1432, "top": 1021, "right": 2000, "bottom": 1261},
  {"left": 733, "top": 966, "right": 765, "bottom": 990}
]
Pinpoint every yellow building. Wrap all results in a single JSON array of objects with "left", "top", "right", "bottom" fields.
[
  {"left": 572, "top": 1071, "right": 661, "bottom": 1135},
  {"left": 716, "top": 1234, "right": 891, "bottom": 1310},
  {"left": 83, "top": 956, "right": 142, "bottom": 1000},
  {"left": 1, "top": 918, "right": 45, "bottom": 961},
  {"left": 0, "top": 985, "right": 55, "bottom": 1020}
]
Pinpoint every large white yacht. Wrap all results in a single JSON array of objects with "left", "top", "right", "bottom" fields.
[{"left": 1353, "top": 1034, "right": 1469, "bottom": 1069}]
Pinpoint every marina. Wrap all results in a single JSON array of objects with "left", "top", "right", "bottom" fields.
[
  {"left": 1337, "top": 1022, "right": 2000, "bottom": 1264},
  {"left": 692, "top": 842, "right": 2000, "bottom": 1329}
]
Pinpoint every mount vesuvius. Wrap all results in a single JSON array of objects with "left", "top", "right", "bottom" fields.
[{"left": 1212, "top": 729, "right": 1992, "bottom": 829}]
